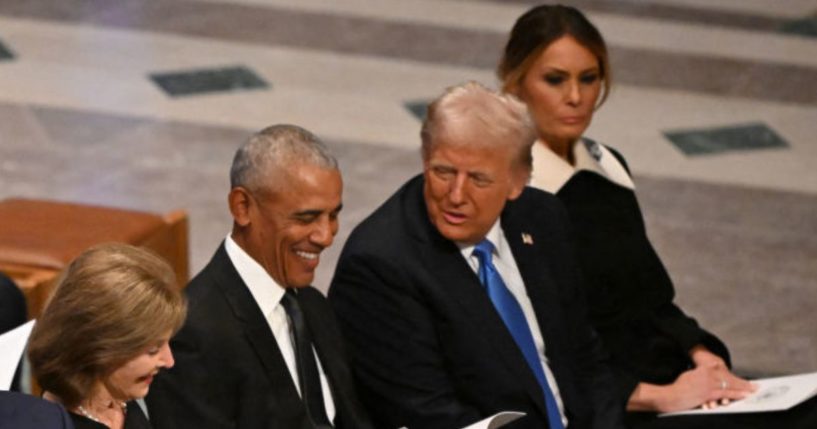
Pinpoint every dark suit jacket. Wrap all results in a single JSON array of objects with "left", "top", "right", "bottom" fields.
[
  {"left": 0, "top": 273, "right": 26, "bottom": 392},
  {"left": 145, "top": 244, "right": 372, "bottom": 429},
  {"left": 0, "top": 273, "right": 26, "bottom": 333},
  {"left": 0, "top": 391, "right": 74, "bottom": 429},
  {"left": 329, "top": 175, "right": 624, "bottom": 429}
]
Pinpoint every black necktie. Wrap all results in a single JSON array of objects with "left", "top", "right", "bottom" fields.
[{"left": 281, "top": 289, "right": 333, "bottom": 429}]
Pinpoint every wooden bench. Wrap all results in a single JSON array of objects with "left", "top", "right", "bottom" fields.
[{"left": 0, "top": 198, "right": 189, "bottom": 321}]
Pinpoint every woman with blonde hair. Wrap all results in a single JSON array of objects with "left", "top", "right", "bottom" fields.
[{"left": 28, "top": 243, "right": 187, "bottom": 429}]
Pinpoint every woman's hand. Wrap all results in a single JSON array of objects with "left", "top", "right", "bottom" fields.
[
  {"left": 689, "top": 345, "right": 726, "bottom": 369},
  {"left": 667, "top": 365, "right": 754, "bottom": 412},
  {"left": 688, "top": 345, "right": 756, "bottom": 409},
  {"left": 627, "top": 347, "right": 756, "bottom": 413}
]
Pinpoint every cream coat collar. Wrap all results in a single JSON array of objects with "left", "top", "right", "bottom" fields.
[{"left": 529, "top": 138, "right": 635, "bottom": 194}]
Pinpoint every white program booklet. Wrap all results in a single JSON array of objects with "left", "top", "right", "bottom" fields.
[
  {"left": 461, "top": 411, "right": 526, "bottom": 429},
  {"left": 660, "top": 371, "right": 817, "bottom": 417},
  {"left": 0, "top": 319, "right": 35, "bottom": 390}
]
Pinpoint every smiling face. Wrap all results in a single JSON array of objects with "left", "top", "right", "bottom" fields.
[
  {"left": 106, "top": 333, "right": 174, "bottom": 401},
  {"left": 231, "top": 163, "right": 343, "bottom": 288},
  {"left": 516, "top": 35, "right": 602, "bottom": 149},
  {"left": 423, "top": 139, "right": 526, "bottom": 245}
]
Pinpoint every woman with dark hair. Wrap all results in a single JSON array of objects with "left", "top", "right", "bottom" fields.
[
  {"left": 497, "top": 4, "right": 817, "bottom": 428},
  {"left": 28, "top": 243, "right": 187, "bottom": 429}
]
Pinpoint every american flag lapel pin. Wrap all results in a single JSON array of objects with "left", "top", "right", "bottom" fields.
[{"left": 521, "top": 233, "right": 533, "bottom": 245}]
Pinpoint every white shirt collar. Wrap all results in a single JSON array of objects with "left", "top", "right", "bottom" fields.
[
  {"left": 224, "top": 234, "right": 285, "bottom": 316},
  {"left": 530, "top": 138, "right": 635, "bottom": 194},
  {"left": 457, "top": 220, "right": 505, "bottom": 270}
]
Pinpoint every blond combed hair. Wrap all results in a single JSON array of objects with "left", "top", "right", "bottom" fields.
[{"left": 421, "top": 81, "right": 536, "bottom": 174}]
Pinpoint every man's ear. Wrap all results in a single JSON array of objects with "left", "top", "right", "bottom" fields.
[
  {"left": 228, "top": 187, "right": 252, "bottom": 227},
  {"left": 507, "top": 168, "right": 529, "bottom": 201}
]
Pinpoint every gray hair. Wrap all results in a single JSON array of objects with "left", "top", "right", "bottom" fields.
[
  {"left": 230, "top": 124, "right": 338, "bottom": 195},
  {"left": 420, "top": 81, "right": 535, "bottom": 173}
]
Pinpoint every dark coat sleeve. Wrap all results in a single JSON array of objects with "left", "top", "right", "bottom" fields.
[
  {"left": 0, "top": 391, "right": 75, "bottom": 429},
  {"left": 329, "top": 249, "right": 484, "bottom": 429},
  {"left": 608, "top": 146, "right": 729, "bottom": 359},
  {"left": 583, "top": 146, "right": 731, "bottom": 400}
]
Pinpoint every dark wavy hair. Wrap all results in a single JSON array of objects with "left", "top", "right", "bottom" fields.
[{"left": 497, "top": 4, "right": 611, "bottom": 107}]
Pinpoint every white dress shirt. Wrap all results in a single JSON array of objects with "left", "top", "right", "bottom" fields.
[
  {"left": 458, "top": 223, "right": 568, "bottom": 427},
  {"left": 225, "top": 235, "right": 336, "bottom": 422}
]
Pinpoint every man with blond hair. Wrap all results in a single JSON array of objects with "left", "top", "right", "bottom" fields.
[{"left": 330, "top": 83, "right": 623, "bottom": 429}]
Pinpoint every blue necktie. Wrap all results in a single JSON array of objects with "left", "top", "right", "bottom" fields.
[{"left": 473, "top": 240, "right": 564, "bottom": 429}]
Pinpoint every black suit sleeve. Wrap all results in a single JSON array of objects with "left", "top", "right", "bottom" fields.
[{"left": 330, "top": 251, "right": 483, "bottom": 429}]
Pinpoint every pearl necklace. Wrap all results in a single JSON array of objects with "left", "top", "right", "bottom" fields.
[{"left": 76, "top": 401, "right": 127, "bottom": 424}]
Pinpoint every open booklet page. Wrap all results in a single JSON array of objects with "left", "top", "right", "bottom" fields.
[
  {"left": 461, "top": 411, "right": 526, "bottom": 429},
  {"left": 0, "top": 319, "right": 35, "bottom": 390},
  {"left": 660, "top": 371, "right": 817, "bottom": 417}
]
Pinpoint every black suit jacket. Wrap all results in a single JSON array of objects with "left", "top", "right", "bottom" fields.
[
  {"left": 329, "top": 175, "right": 624, "bottom": 429},
  {"left": 146, "top": 244, "right": 372, "bottom": 429},
  {"left": 0, "top": 273, "right": 26, "bottom": 333},
  {"left": 0, "top": 391, "right": 74, "bottom": 429},
  {"left": 0, "top": 273, "right": 26, "bottom": 392}
]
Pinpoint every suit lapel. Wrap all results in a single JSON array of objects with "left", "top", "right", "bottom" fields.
[
  {"left": 210, "top": 245, "right": 304, "bottom": 410},
  {"left": 404, "top": 178, "right": 548, "bottom": 416},
  {"left": 502, "top": 197, "right": 578, "bottom": 418},
  {"left": 501, "top": 209, "right": 562, "bottom": 351}
]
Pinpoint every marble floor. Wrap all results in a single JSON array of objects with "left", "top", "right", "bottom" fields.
[{"left": 0, "top": 0, "right": 815, "bottom": 376}]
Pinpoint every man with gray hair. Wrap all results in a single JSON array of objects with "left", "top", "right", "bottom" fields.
[
  {"left": 147, "top": 124, "right": 373, "bottom": 429},
  {"left": 330, "top": 83, "right": 624, "bottom": 429}
]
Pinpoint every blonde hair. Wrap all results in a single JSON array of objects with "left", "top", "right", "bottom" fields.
[
  {"left": 28, "top": 243, "right": 187, "bottom": 408},
  {"left": 421, "top": 81, "right": 536, "bottom": 174}
]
